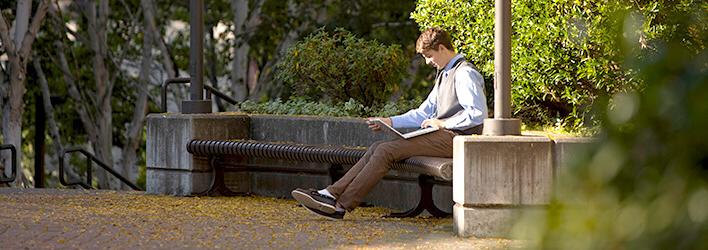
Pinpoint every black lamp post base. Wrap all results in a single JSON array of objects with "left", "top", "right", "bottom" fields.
[
  {"left": 182, "top": 100, "right": 212, "bottom": 114},
  {"left": 482, "top": 118, "right": 521, "bottom": 136}
]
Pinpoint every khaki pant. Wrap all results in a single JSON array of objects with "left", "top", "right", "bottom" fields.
[{"left": 326, "top": 130, "right": 457, "bottom": 211}]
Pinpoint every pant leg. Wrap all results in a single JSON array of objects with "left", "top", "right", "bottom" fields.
[
  {"left": 336, "top": 130, "right": 456, "bottom": 211},
  {"left": 325, "top": 140, "right": 385, "bottom": 198}
]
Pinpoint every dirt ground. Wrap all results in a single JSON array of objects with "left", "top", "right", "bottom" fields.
[{"left": 0, "top": 188, "right": 520, "bottom": 249}]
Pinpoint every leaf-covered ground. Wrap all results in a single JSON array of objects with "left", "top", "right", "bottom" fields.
[{"left": 0, "top": 188, "right": 519, "bottom": 249}]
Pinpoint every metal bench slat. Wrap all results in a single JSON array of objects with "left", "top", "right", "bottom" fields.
[{"left": 187, "top": 139, "right": 452, "bottom": 181}]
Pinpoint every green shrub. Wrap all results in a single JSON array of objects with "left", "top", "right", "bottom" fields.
[
  {"left": 239, "top": 97, "right": 422, "bottom": 118},
  {"left": 511, "top": 4, "right": 707, "bottom": 249},
  {"left": 411, "top": 0, "right": 657, "bottom": 130},
  {"left": 275, "top": 28, "right": 409, "bottom": 107}
]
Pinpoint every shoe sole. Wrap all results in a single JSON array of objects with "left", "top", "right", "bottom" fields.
[
  {"left": 301, "top": 203, "right": 343, "bottom": 221},
  {"left": 291, "top": 190, "right": 336, "bottom": 214}
]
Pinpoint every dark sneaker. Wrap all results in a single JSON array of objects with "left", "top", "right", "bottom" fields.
[
  {"left": 291, "top": 188, "right": 336, "bottom": 214},
  {"left": 301, "top": 203, "right": 345, "bottom": 221}
]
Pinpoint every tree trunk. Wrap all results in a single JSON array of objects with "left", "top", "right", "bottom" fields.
[
  {"left": 117, "top": 0, "right": 155, "bottom": 190},
  {"left": 144, "top": 2, "right": 179, "bottom": 112},
  {"left": 230, "top": 0, "right": 263, "bottom": 102},
  {"left": 253, "top": 0, "right": 326, "bottom": 100},
  {"left": 32, "top": 59, "right": 82, "bottom": 182},
  {"left": 206, "top": 20, "right": 225, "bottom": 111},
  {"left": 1, "top": 60, "right": 24, "bottom": 186},
  {"left": 0, "top": 0, "right": 50, "bottom": 187},
  {"left": 76, "top": 0, "right": 115, "bottom": 189},
  {"left": 13, "top": 0, "right": 31, "bottom": 46}
]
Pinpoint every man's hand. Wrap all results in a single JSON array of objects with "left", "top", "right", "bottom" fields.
[
  {"left": 366, "top": 117, "right": 392, "bottom": 131},
  {"left": 421, "top": 119, "right": 445, "bottom": 129}
]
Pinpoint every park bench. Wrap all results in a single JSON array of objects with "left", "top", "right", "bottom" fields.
[{"left": 186, "top": 139, "right": 453, "bottom": 218}]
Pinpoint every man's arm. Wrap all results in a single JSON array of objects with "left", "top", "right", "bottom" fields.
[{"left": 441, "top": 67, "right": 488, "bottom": 130}]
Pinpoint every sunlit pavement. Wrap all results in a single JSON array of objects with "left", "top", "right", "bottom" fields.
[{"left": 0, "top": 188, "right": 518, "bottom": 249}]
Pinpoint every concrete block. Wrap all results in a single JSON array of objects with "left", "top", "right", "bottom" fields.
[
  {"left": 366, "top": 181, "right": 453, "bottom": 213},
  {"left": 453, "top": 204, "right": 519, "bottom": 238},
  {"left": 225, "top": 171, "right": 251, "bottom": 194},
  {"left": 146, "top": 169, "right": 211, "bottom": 196},
  {"left": 553, "top": 137, "right": 596, "bottom": 180},
  {"left": 146, "top": 113, "right": 249, "bottom": 195},
  {"left": 453, "top": 136, "right": 553, "bottom": 205},
  {"left": 146, "top": 113, "right": 249, "bottom": 172},
  {"left": 251, "top": 172, "right": 332, "bottom": 198}
]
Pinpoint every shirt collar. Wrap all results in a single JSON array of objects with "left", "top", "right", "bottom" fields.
[{"left": 443, "top": 54, "right": 464, "bottom": 72}]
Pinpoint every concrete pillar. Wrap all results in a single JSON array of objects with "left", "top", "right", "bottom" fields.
[
  {"left": 146, "top": 113, "right": 249, "bottom": 195},
  {"left": 453, "top": 135, "right": 553, "bottom": 237}
]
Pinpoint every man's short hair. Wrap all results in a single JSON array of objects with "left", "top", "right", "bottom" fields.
[{"left": 416, "top": 28, "right": 454, "bottom": 53}]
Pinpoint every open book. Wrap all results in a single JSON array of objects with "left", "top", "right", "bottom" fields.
[{"left": 371, "top": 119, "right": 439, "bottom": 139}]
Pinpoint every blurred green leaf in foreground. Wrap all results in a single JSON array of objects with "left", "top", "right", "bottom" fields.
[{"left": 512, "top": 2, "right": 707, "bottom": 249}]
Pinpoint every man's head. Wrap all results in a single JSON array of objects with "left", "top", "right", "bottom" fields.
[{"left": 416, "top": 28, "right": 456, "bottom": 70}]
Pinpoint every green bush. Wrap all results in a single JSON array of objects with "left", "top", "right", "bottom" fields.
[
  {"left": 239, "top": 97, "right": 422, "bottom": 118},
  {"left": 275, "top": 28, "right": 409, "bottom": 107},
  {"left": 411, "top": 0, "right": 667, "bottom": 130},
  {"left": 511, "top": 4, "right": 707, "bottom": 249}
]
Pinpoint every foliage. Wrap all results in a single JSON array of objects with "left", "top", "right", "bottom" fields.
[
  {"left": 513, "top": 4, "right": 707, "bottom": 249},
  {"left": 239, "top": 97, "right": 421, "bottom": 118},
  {"left": 275, "top": 28, "right": 408, "bottom": 107},
  {"left": 411, "top": 0, "right": 704, "bottom": 131}
]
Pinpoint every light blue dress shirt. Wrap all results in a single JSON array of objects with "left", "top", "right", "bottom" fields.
[{"left": 390, "top": 54, "right": 488, "bottom": 131}]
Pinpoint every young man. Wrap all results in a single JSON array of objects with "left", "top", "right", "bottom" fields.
[{"left": 291, "top": 27, "right": 488, "bottom": 220}]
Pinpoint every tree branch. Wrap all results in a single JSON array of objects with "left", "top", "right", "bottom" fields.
[
  {"left": 119, "top": 0, "right": 155, "bottom": 184},
  {"left": 55, "top": 40, "right": 99, "bottom": 142},
  {"left": 148, "top": 1, "right": 176, "bottom": 78},
  {"left": 18, "top": 0, "right": 50, "bottom": 61},
  {"left": 32, "top": 58, "right": 83, "bottom": 182},
  {"left": 61, "top": 24, "right": 90, "bottom": 45},
  {"left": 0, "top": 9, "right": 17, "bottom": 56}
]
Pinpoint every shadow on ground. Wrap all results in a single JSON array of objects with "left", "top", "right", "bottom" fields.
[{"left": 0, "top": 188, "right": 518, "bottom": 249}]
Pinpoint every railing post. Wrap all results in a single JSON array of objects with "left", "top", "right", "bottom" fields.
[
  {"left": 87, "top": 156, "right": 92, "bottom": 188},
  {"left": 60, "top": 147, "right": 141, "bottom": 191},
  {"left": 0, "top": 144, "right": 17, "bottom": 184}
]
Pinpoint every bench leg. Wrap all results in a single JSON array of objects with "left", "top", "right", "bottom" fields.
[
  {"left": 196, "top": 157, "right": 242, "bottom": 196},
  {"left": 384, "top": 175, "right": 451, "bottom": 218},
  {"left": 328, "top": 164, "right": 344, "bottom": 183}
]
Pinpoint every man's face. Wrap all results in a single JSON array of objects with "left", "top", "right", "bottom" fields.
[{"left": 420, "top": 47, "right": 447, "bottom": 70}]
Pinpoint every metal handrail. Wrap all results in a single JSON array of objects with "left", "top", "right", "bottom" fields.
[
  {"left": 59, "top": 146, "right": 141, "bottom": 190},
  {"left": 160, "top": 77, "right": 239, "bottom": 112},
  {"left": 0, "top": 144, "right": 17, "bottom": 184}
]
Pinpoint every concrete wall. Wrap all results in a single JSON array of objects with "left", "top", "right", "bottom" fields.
[{"left": 146, "top": 113, "right": 452, "bottom": 212}]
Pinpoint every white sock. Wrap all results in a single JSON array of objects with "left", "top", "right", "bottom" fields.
[
  {"left": 318, "top": 189, "right": 335, "bottom": 199},
  {"left": 335, "top": 206, "right": 345, "bottom": 212}
]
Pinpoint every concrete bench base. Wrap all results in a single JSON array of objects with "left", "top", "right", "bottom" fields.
[
  {"left": 453, "top": 205, "right": 516, "bottom": 238},
  {"left": 452, "top": 135, "right": 594, "bottom": 238}
]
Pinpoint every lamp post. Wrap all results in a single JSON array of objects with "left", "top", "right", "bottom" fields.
[
  {"left": 483, "top": 0, "right": 521, "bottom": 135},
  {"left": 182, "top": 0, "right": 211, "bottom": 114}
]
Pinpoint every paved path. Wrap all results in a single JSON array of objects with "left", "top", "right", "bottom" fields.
[{"left": 0, "top": 188, "right": 518, "bottom": 249}]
